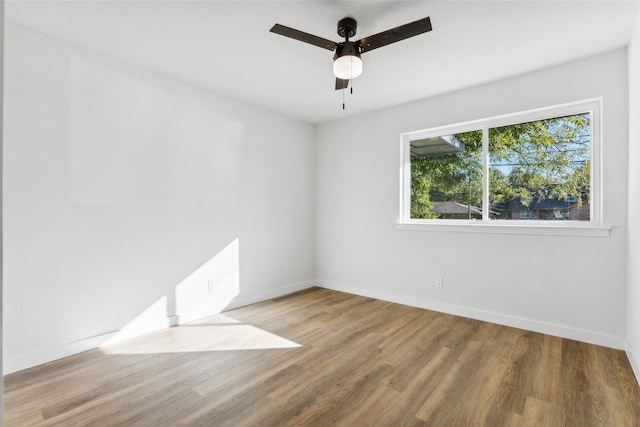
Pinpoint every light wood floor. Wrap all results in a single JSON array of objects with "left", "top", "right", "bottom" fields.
[{"left": 5, "top": 287, "right": 640, "bottom": 426}]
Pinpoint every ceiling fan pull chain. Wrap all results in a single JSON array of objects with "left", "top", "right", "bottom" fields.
[
  {"left": 342, "top": 87, "right": 346, "bottom": 110},
  {"left": 350, "top": 58, "right": 354, "bottom": 95}
]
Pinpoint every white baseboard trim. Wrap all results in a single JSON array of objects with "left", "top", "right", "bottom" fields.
[
  {"left": 4, "top": 317, "right": 173, "bottom": 375},
  {"left": 4, "top": 280, "right": 316, "bottom": 375},
  {"left": 317, "top": 279, "right": 626, "bottom": 350},
  {"left": 626, "top": 340, "right": 640, "bottom": 385},
  {"left": 5, "top": 331, "right": 116, "bottom": 375},
  {"left": 223, "top": 280, "right": 316, "bottom": 312}
]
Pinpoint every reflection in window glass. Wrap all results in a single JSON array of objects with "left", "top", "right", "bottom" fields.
[{"left": 410, "top": 130, "right": 483, "bottom": 220}]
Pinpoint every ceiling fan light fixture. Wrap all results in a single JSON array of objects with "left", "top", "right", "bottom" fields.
[
  {"left": 333, "top": 42, "right": 362, "bottom": 80},
  {"left": 333, "top": 54, "right": 363, "bottom": 80}
]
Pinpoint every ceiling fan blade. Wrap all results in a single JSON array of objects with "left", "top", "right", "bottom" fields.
[
  {"left": 270, "top": 24, "right": 337, "bottom": 51},
  {"left": 357, "top": 17, "right": 432, "bottom": 53},
  {"left": 335, "top": 78, "right": 349, "bottom": 90}
]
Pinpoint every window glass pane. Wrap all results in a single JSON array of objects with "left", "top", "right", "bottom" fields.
[
  {"left": 488, "top": 114, "right": 590, "bottom": 221},
  {"left": 410, "top": 130, "right": 482, "bottom": 220}
]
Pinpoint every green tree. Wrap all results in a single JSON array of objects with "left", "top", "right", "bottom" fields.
[{"left": 489, "top": 114, "right": 590, "bottom": 217}]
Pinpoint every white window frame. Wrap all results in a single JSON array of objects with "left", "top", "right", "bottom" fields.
[{"left": 398, "top": 98, "right": 609, "bottom": 237}]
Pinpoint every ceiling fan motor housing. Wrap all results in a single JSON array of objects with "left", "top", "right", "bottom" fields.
[{"left": 334, "top": 41, "right": 360, "bottom": 60}]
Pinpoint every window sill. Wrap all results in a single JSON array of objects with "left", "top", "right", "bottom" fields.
[{"left": 396, "top": 222, "right": 611, "bottom": 237}]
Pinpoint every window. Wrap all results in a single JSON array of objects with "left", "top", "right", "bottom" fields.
[
  {"left": 565, "top": 195, "right": 578, "bottom": 203},
  {"left": 519, "top": 209, "right": 532, "bottom": 219},
  {"left": 399, "top": 99, "right": 604, "bottom": 233}
]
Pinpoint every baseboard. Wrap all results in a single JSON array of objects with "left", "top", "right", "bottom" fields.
[
  {"left": 4, "top": 317, "right": 173, "bottom": 375},
  {"left": 5, "top": 330, "right": 118, "bottom": 375},
  {"left": 317, "top": 279, "right": 626, "bottom": 350},
  {"left": 626, "top": 340, "right": 640, "bottom": 385},
  {"left": 4, "top": 280, "right": 315, "bottom": 375},
  {"left": 223, "top": 280, "right": 316, "bottom": 312}
]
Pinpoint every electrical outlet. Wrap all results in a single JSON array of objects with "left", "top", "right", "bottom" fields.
[{"left": 435, "top": 276, "right": 443, "bottom": 288}]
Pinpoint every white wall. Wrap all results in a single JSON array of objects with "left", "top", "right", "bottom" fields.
[
  {"left": 627, "top": 6, "right": 640, "bottom": 381},
  {"left": 4, "top": 23, "right": 316, "bottom": 373},
  {"left": 316, "top": 50, "right": 629, "bottom": 348}
]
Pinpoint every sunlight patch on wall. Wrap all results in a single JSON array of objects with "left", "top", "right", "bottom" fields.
[
  {"left": 99, "top": 239, "right": 241, "bottom": 348},
  {"left": 103, "top": 296, "right": 171, "bottom": 346},
  {"left": 175, "top": 238, "right": 240, "bottom": 323}
]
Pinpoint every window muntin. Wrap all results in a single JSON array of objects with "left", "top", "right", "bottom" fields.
[{"left": 400, "top": 99, "right": 602, "bottom": 228}]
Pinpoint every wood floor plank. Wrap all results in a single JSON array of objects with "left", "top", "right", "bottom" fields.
[
  {"left": 5, "top": 287, "right": 640, "bottom": 426},
  {"left": 363, "top": 346, "right": 453, "bottom": 426},
  {"left": 521, "top": 396, "right": 555, "bottom": 426}
]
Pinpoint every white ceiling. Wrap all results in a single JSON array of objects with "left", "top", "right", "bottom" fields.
[{"left": 6, "top": 0, "right": 639, "bottom": 124}]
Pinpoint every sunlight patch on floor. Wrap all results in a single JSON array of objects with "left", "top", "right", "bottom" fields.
[{"left": 101, "top": 314, "right": 301, "bottom": 354}]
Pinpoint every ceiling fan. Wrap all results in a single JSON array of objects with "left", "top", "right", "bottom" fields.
[{"left": 270, "top": 16, "right": 432, "bottom": 90}]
